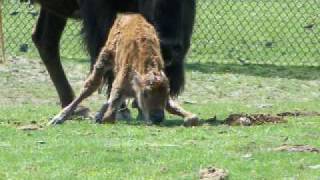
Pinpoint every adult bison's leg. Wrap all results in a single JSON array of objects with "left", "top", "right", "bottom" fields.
[
  {"left": 150, "top": 0, "right": 196, "bottom": 96},
  {"left": 32, "top": 9, "right": 74, "bottom": 107}
]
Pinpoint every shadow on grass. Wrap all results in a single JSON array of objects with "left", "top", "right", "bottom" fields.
[
  {"left": 162, "top": 118, "right": 224, "bottom": 127},
  {"left": 64, "top": 58, "right": 319, "bottom": 80},
  {"left": 62, "top": 57, "right": 89, "bottom": 64},
  {"left": 186, "top": 62, "right": 320, "bottom": 80},
  {"left": 126, "top": 118, "right": 224, "bottom": 128}
]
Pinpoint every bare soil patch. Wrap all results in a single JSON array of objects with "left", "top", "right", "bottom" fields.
[
  {"left": 225, "top": 114, "right": 286, "bottom": 126},
  {"left": 199, "top": 167, "right": 228, "bottom": 180},
  {"left": 277, "top": 111, "right": 320, "bottom": 117},
  {"left": 274, "top": 145, "right": 320, "bottom": 153},
  {"left": 17, "top": 124, "right": 43, "bottom": 131},
  {"left": 219, "top": 110, "right": 320, "bottom": 126}
]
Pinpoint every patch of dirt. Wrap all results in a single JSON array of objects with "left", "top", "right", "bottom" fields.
[
  {"left": 277, "top": 111, "right": 320, "bottom": 117},
  {"left": 17, "top": 124, "right": 43, "bottom": 131},
  {"left": 0, "top": 56, "right": 92, "bottom": 106},
  {"left": 274, "top": 145, "right": 320, "bottom": 153},
  {"left": 225, "top": 114, "right": 286, "bottom": 126},
  {"left": 199, "top": 167, "right": 228, "bottom": 180}
]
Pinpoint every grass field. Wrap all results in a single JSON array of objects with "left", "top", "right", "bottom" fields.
[
  {"left": 0, "top": 56, "right": 320, "bottom": 179},
  {"left": 2, "top": 1, "right": 320, "bottom": 65},
  {"left": 1, "top": 1, "right": 320, "bottom": 179}
]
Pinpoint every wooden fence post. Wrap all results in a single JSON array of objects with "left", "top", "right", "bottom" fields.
[{"left": 0, "top": 0, "right": 5, "bottom": 63}]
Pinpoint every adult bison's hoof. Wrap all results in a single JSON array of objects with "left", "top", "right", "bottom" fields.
[
  {"left": 183, "top": 115, "right": 200, "bottom": 127},
  {"left": 116, "top": 108, "right": 132, "bottom": 121},
  {"left": 73, "top": 106, "right": 90, "bottom": 118}
]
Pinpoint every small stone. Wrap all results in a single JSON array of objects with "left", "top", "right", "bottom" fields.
[
  {"left": 36, "top": 141, "right": 46, "bottom": 145},
  {"left": 242, "top": 153, "right": 252, "bottom": 159}
]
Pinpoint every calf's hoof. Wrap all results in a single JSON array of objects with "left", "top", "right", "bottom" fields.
[
  {"left": 48, "top": 106, "right": 91, "bottom": 126},
  {"left": 144, "top": 120, "right": 154, "bottom": 126},
  {"left": 101, "top": 112, "right": 116, "bottom": 124},
  {"left": 95, "top": 114, "right": 116, "bottom": 124},
  {"left": 183, "top": 115, "right": 200, "bottom": 127},
  {"left": 94, "top": 112, "right": 104, "bottom": 124},
  {"left": 48, "top": 114, "right": 67, "bottom": 125}
]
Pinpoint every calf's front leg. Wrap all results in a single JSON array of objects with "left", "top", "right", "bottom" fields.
[
  {"left": 48, "top": 52, "right": 113, "bottom": 125},
  {"left": 166, "top": 98, "right": 200, "bottom": 127}
]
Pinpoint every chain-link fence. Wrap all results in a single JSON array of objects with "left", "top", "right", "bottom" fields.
[{"left": 2, "top": 0, "right": 320, "bottom": 66}]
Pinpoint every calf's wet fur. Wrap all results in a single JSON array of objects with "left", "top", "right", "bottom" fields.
[{"left": 49, "top": 13, "right": 199, "bottom": 126}]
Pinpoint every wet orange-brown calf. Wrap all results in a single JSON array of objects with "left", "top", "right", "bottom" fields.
[{"left": 49, "top": 13, "right": 199, "bottom": 126}]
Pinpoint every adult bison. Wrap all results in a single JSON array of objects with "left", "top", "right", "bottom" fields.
[{"left": 31, "top": 0, "right": 196, "bottom": 113}]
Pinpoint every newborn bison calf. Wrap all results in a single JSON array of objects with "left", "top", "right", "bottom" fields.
[{"left": 49, "top": 13, "right": 199, "bottom": 126}]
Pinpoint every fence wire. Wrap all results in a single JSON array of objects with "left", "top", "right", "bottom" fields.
[{"left": 2, "top": 0, "right": 320, "bottom": 66}]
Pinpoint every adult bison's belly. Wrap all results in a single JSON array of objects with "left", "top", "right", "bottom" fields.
[{"left": 35, "top": 0, "right": 79, "bottom": 18}]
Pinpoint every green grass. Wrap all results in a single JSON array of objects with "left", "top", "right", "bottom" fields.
[
  {"left": 0, "top": 57, "right": 320, "bottom": 179},
  {"left": 2, "top": 1, "right": 320, "bottom": 65},
  {"left": 1, "top": 1, "right": 320, "bottom": 179}
]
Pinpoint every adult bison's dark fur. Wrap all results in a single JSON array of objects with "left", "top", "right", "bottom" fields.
[{"left": 31, "top": 0, "right": 195, "bottom": 108}]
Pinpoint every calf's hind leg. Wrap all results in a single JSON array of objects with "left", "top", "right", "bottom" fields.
[
  {"left": 95, "top": 73, "right": 131, "bottom": 123},
  {"left": 95, "top": 102, "right": 131, "bottom": 123},
  {"left": 166, "top": 98, "right": 200, "bottom": 127},
  {"left": 48, "top": 51, "right": 114, "bottom": 125},
  {"left": 99, "top": 72, "right": 127, "bottom": 124}
]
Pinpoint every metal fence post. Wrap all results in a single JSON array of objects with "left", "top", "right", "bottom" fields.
[{"left": 0, "top": 0, "right": 5, "bottom": 63}]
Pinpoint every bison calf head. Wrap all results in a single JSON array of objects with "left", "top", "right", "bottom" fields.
[{"left": 132, "top": 70, "right": 169, "bottom": 123}]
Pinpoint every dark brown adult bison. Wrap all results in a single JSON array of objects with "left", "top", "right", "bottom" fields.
[{"left": 31, "top": 0, "right": 196, "bottom": 118}]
